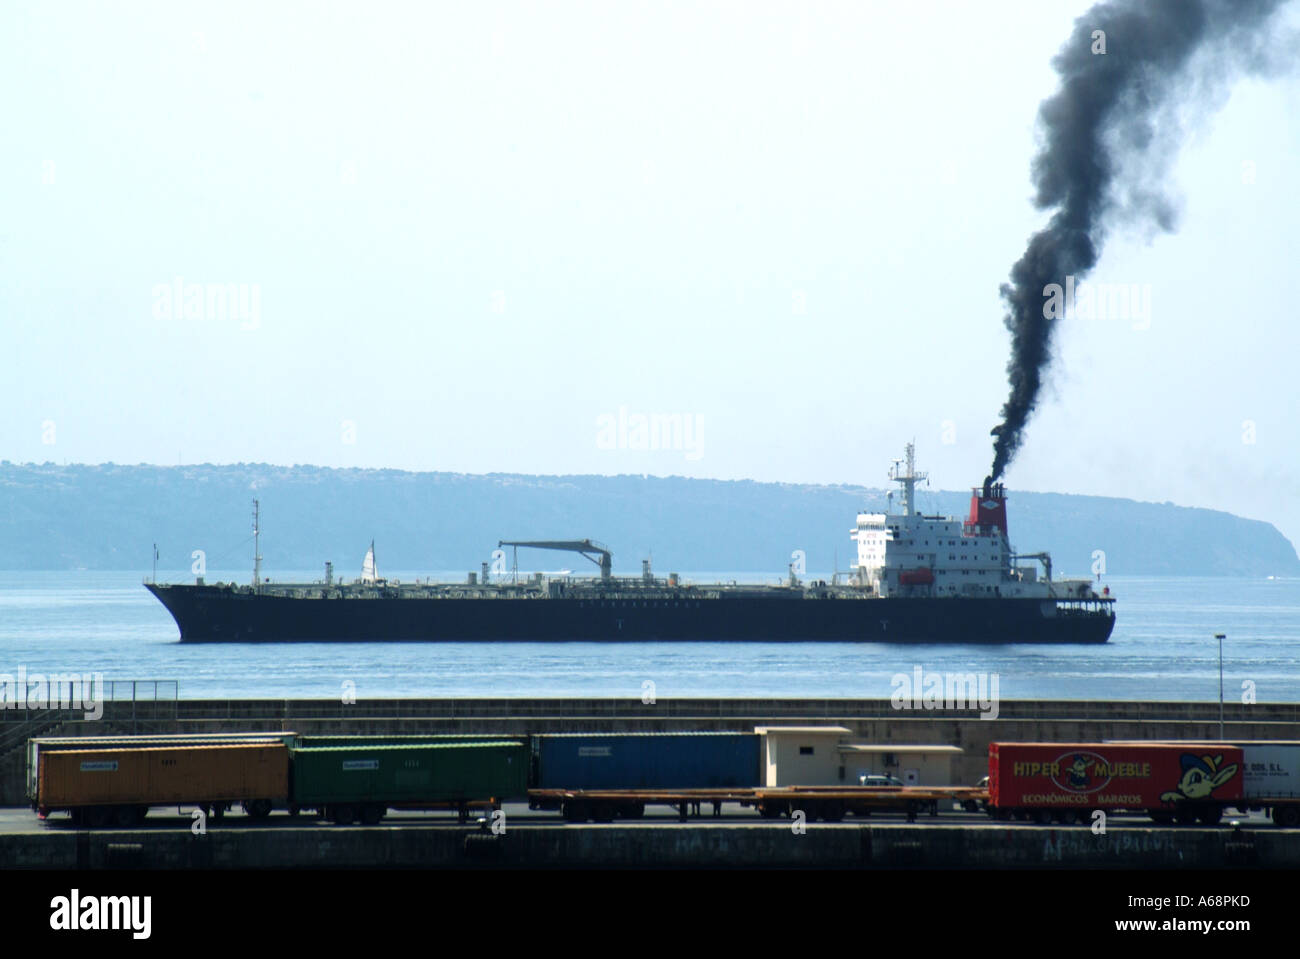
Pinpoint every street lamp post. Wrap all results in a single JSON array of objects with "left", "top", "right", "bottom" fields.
[{"left": 1215, "top": 633, "right": 1226, "bottom": 740}]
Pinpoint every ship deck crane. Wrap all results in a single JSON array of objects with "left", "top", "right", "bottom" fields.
[
  {"left": 1012, "top": 552, "right": 1052, "bottom": 582},
  {"left": 498, "top": 539, "right": 613, "bottom": 582}
]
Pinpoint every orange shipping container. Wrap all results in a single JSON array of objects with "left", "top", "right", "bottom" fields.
[{"left": 38, "top": 744, "right": 289, "bottom": 809}]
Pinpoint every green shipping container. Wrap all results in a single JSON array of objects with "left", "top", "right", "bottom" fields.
[{"left": 290, "top": 741, "right": 529, "bottom": 806}]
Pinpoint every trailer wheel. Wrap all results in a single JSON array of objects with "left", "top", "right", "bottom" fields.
[
  {"left": 1274, "top": 805, "right": 1300, "bottom": 828},
  {"left": 758, "top": 803, "right": 782, "bottom": 819},
  {"left": 243, "top": 799, "right": 273, "bottom": 820},
  {"left": 821, "top": 800, "right": 846, "bottom": 823},
  {"left": 1052, "top": 809, "right": 1075, "bottom": 824},
  {"left": 1148, "top": 810, "right": 1174, "bottom": 824},
  {"left": 84, "top": 806, "right": 110, "bottom": 828},
  {"left": 113, "top": 805, "right": 141, "bottom": 827},
  {"left": 211, "top": 804, "right": 226, "bottom": 822},
  {"left": 331, "top": 804, "right": 357, "bottom": 825},
  {"left": 1032, "top": 808, "right": 1053, "bottom": 825},
  {"left": 1174, "top": 805, "right": 1197, "bottom": 826},
  {"left": 359, "top": 803, "right": 385, "bottom": 825}
]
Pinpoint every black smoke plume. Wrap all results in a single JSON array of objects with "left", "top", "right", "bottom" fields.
[{"left": 987, "top": 0, "right": 1289, "bottom": 485}]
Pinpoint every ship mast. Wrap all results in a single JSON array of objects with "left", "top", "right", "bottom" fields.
[
  {"left": 888, "top": 442, "right": 928, "bottom": 516},
  {"left": 252, "top": 499, "right": 262, "bottom": 593}
]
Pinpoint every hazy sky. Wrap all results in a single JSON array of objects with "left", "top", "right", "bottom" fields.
[{"left": 4, "top": 2, "right": 1299, "bottom": 550}]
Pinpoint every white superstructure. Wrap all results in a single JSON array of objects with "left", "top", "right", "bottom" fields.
[{"left": 850, "top": 444, "right": 1105, "bottom": 602}]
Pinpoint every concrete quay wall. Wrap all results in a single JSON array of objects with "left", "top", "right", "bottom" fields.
[{"left": 0, "top": 823, "right": 1291, "bottom": 870}]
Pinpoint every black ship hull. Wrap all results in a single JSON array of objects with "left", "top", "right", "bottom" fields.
[{"left": 146, "top": 584, "right": 1115, "bottom": 644}]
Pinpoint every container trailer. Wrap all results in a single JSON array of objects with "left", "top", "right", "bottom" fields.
[
  {"left": 34, "top": 743, "right": 290, "bottom": 826},
  {"left": 27, "top": 733, "right": 297, "bottom": 819},
  {"left": 532, "top": 732, "right": 761, "bottom": 791},
  {"left": 289, "top": 741, "right": 530, "bottom": 824},
  {"left": 1103, "top": 740, "right": 1300, "bottom": 826},
  {"left": 529, "top": 732, "right": 762, "bottom": 819},
  {"left": 988, "top": 742, "right": 1245, "bottom": 825}
]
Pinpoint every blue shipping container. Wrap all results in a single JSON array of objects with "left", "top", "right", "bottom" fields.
[{"left": 535, "top": 732, "right": 760, "bottom": 790}]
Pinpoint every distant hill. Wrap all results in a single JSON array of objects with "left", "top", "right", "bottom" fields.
[{"left": 1, "top": 462, "right": 1297, "bottom": 577}]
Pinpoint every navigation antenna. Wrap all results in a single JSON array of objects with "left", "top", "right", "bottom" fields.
[
  {"left": 887, "top": 441, "right": 928, "bottom": 516},
  {"left": 252, "top": 499, "right": 262, "bottom": 593}
]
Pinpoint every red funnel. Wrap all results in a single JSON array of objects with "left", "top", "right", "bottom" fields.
[{"left": 968, "top": 483, "right": 1008, "bottom": 536}]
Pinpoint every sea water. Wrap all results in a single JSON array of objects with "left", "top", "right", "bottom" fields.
[{"left": 0, "top": 571, "right": 1296, "bottom": 701}]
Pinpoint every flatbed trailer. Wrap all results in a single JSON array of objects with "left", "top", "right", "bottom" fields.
[
  {"left": 529, "top": 786, "right": 989, "bottom": 823},
  {"left": 751, "top": 786, "right": 988, "bottom": 821}
]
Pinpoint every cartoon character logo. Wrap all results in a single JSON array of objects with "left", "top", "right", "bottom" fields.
[
  {"left": 1050, "top": 751, "right": 1112, "bottom": 794},
  {"left": 1065, "top": 755, "right": 1091, "bottom": 790},
  {"left": 1159, "top": 753, "right": 1239, "bottom": 803}
]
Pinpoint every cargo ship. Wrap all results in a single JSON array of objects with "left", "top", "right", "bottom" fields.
[{"left": 145, "top": 445, "right": 1115, "bottom": 643}]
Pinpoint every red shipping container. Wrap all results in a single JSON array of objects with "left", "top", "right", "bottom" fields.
[{"left": 989, "top": 743, "right": 1244, "bottom": 810}]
